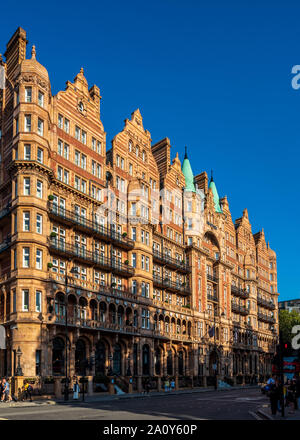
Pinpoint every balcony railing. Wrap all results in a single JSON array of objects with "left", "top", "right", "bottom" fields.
[
  {"left": 152, "top": 250, "right": 191, "bottom": 273},
  {"left": 48, "top": 201, "right": 134, "bottom": 249},
  {"left": 258, "top": 312, "right": 276, "bottom": 324},
  {"left": 0, "top": 204, "right": 11, "bottom": 220},
  {"left": 48, "top": 238, "right": 135, "bottom": 277},
  {"left": 152, "top": 274, "right": 191, "bottom": 295},
  {"left": 0, "top": 236, "right": 11, "bottom": 255},
  {"left": 207, "top": 293, "right": 218, "bottom": 302},
  {"left": 206, "top": 273, "right": 219, "bottom": 283},
  {"left": 54, "top": 315, "right": 139, "bottom": 334},
  {"left": 231, "top": 285, "right": 250, "bottom": 299},
  {"left": 231, "top": 302, "right": 249, "bottom": 315},
  {"left": 257, "top": 295, "right": 275, "bottom": 310}
]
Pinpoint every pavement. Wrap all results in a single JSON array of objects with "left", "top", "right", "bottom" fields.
[
  {"left": 257, "top": 404, "right": 300, "bottom": 420},
  {"left": 1, "top": 384, "right": 260, "bottom": 408}
]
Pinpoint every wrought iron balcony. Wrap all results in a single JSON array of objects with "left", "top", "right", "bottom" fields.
[
  {"left": 48, "top": 238, "right": 135, "bottom": 277},
  {"left": 0, "top": 204, "right": 11, "bottom": 220},
  {"left": 258, "top": 312, "right": 276, "bottom": 324},
  {"left": 231, "top": 285, "right": 250, "bottom": 299},
  {"left": 231, "top": 302, "right": 249, "bottom": 315},
  {"left": 0, "top": 236, "right": 11, "bottom": 255},
  {"left": 54, "top": 315, "right": 139, "bottom": 335},
  {"left": 206, "top": 273, "right": 219, "bottom": 283},
  {"left": 48, "top": 201, "right": 134, "bottom": 249},
  {"left": 207, "top": 293, "right": 218, "bottom": 302},
  {"left": 257, "top": 295, "right": 275, "bottom": 310},
  {"left": 152, "top": 274, "right": 191, "bottom": 295},
  {"left": 152, "top": 250, "right": 191, "bottom": 273}
]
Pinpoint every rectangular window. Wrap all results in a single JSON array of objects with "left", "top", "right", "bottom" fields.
[
  {"left": 25, "top": 115, "right": 31, "bottom": 132},
  {"left": 58, "top": 114, "right": 63, "bottom": 129},
  {"left": 23, "top": 212, "right": 30, "bottom": 231},
  {"left": 38, "top": 91, "right": 44, "bottom": 107},
  {"left": 64, "top": 118, "right": 70, "bottom": 133},
  {"left": 75, "top": 176, "right": 80, "bottom": 190},
  {"left": 97, "top": 142, "right": 101, "bottom": 154},
  {"left": 64, "top": 170, "right": 69, "bottom": 184},
  {"left": 25, "top": 87, "right": 32, "bottom": 103},
  {"left": 37, "top": 180, "right": 43, "bottom": 198},
  {"left": 75, "top": 150, "right": 80, "bottom": 166},
  {"left": 36, "top": 249, "right": 43, "bottom": 270},
  {"left": 13, "top": 289, "right": 16, "bottom": 313},
  {"left": 131, "top": 227, "right": 136, "bottom": 241},
  {"left": 81, "top": 154, "right": 87, "bottom": 169},
  {"left": 23, "top": 247, "right": 30, "bottom": 267},
  {"left": 24, "top": 144, "right": 31, "bottom": 160},
  {"left": 132, "top": 253, "right": 136, "bottom": 268},
  {"left": 22, "top": 290, "right": 29, "bottom": 311},
  {"left": 92, "top": 138, "right": 96, "bottom": 151},
  {"left": 37, "top": 147, "right": 43, "bottom": 163},
  {"left": 36, "top": 350, "right": 41, "bottom": 375},
  {"left": 36, "top": 291, "right": 41, "bottom": 312},
  {"left": 81, "top": 180, "right": 86, "bottom": 193},
  {"left": 24, "top": 178, "right": 30, "bottom": 195},
  {"left": 58, "top": 139, "right": 63, "bottom": 156},
  {"left": 97, "top": 164, "right": 101, "bottom": 178},
  {"left": 81, "top": 131, "right": 87, "bottom": 145},
  {"left": 36, "top": 214, "right": 42, "bottom": 234},
  {"left": 75, "top": 126, "right": 80, "bottom": 140},
  {"left": 37, "top": 118, "right": 44, "bottom": 136},
  {"left": 58, "top": 166, "right": 63, "bottom": 181},
  {"left": 64, "top": 143, "right": 69, "bottom": 160}
]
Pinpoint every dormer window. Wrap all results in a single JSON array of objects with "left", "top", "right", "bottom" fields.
[{"left": 78, "top": 101, "right": 84, "bottom": 113}]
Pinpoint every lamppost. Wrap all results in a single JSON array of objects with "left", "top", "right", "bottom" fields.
[
  {"left": 64, "top": 264, "right": 77, "bottom": 401},
  {"left": 15, "top": 346, "right": 23, "bottom": 376}
]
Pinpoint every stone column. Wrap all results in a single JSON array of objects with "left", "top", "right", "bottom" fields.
[
  {"left": 54, "top": 378, "right": 62, "bottom": 399},
  {"left": 87, "top": 376, "right": 93, "bottom": 396}
]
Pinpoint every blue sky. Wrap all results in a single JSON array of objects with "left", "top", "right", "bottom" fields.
[{"left": 0, "top": 0, "right": 298, "bottom": 300}]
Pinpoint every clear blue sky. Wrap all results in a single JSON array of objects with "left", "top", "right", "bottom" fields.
[{"left": 0, "top": 0, "right": 298, "bottom": 300}]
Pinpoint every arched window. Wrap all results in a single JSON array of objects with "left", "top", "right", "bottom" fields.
[
  {"left": 55, "top": 293, "right": 65, "bottom": 317},
  {"left": 178, "top": 351, "right": 184, "bottom": 376},
  {"left": 95, "top": 341, "right": 106, "bottom": 375},
  {"left": 113, "top": 343, "right": 122, "bottom": 375},
  {"left": 100, "top": 302, "right": 106, "bottom": 322},
  {"left": 133, "top": 310, "right": 138, "bottom": 327},
  {"left": 75, "top": 339, "right": 86, "bottom": 375},
  {"left": 117, "top": 306, "right": 124, "bottom": 327},
  {"left": 154, "top": 348, "right": 161, "bottom": 375},
  {"left": 129, "top": 140, "right": 132, "bottom": 152},
  {"left": 142, "top": 344, "right": 150, "bottom": 375},
  {"left": 52, "top": 337, "right": 65, "bottom": 375},
  {"left": 167, "top": 350, "right": 173, "bottom": 375}
]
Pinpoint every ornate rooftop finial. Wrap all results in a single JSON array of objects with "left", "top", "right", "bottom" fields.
[
  {"left": 184, "top": 146, "right": 188, "bottom": 159},
  {"left": 80, "top": 67, "right": 84, "bottom": 74},
  {"left": 31, "top": 45, "right": 36, "bottom": 60},
  {"left": 211, "top": 169, "right": 214, "bottom": 182}
]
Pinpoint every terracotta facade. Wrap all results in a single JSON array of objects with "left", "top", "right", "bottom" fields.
[{"left": 0, "top": 28, "right": 279, "bottom": 392}]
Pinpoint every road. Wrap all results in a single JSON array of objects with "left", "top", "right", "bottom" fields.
[{"left": 0, "top": 388, "right": 268, "bottom": 420}]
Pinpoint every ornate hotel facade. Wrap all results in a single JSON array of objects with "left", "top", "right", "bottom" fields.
[{"left": 0, "top": 28, "right": 279, "bottom": 393}]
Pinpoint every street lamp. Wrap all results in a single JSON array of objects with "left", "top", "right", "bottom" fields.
[
  {"left": 64, "top": 264, "right": 77, "bottom": 401},
  {"left": 15, "top": 346, "right": 23, "bottom": 376}
]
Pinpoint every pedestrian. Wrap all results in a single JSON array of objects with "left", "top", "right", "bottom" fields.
[
  {"left": 0, "top": 378, "right": 3, "bottom": 402},
  {"left": 73, "top": 379, "right": 80, "bottom": 400},
  {"left": 2, "top": 379, "right": 12, "bottom": 402},
  {"left": 269, "top": 378, "right": 280, "bottom": 415},
  {"left": 286, "top": 380, "right": 297, "bottom": 414},
  {"left": 24, "top": 382, "right": 32, "bottom": 402},
  {"left": 164, "top": 378, "right": 170, "bottom": 392},
  {"left": 170, "top": 379, "right": 175, "bottom": 391}
]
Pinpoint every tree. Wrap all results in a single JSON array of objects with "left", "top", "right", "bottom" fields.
[{"left": 279, "top": 309, "right": 300, "bottom": 346}]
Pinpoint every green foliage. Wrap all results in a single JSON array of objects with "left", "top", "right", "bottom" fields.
[{"left": 279, "top": 309, "right": 300, "bottom": 344}]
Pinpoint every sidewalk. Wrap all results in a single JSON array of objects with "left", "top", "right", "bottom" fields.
[
  {"left": 257, "top": 404, "right": 300, "bottom": 420},
  {"left": 2, "top": 384, "right": 259, "bottom": 408}
]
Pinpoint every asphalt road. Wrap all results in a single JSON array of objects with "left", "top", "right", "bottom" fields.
[{"left": 0, "top": 388, "right": 268, "bottom": 420}]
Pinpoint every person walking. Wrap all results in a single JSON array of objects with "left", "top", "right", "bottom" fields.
[
  {"left": 73, "top": 379, "right": 80, "bottom": 400},
  {"left": 164, "top": 378, "right": 169, "bottom": 392},
  {"left": 170, "top": 379, "right": 175, "bottom": 391},
  {"left": 0, "top": 378, "right": 3, "bottom": 402},
  {"left": 145, "top": 379, "right": 151, "bottom": 395},
  {"left": 2, "top": 379, "right": 12, "bottom": 402},
  {"left": 269, "top": 377, "right": 280, "bottom": 416}
]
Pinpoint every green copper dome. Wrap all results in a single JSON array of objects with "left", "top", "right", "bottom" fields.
[
  {"left": 209, "top": 172, "right": 222, "bottom": 213},
  {"left": 181, "top": 147, "right": 196, "bottom": 192}
]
